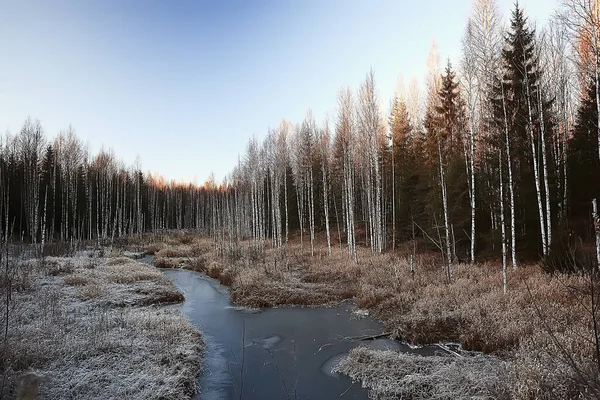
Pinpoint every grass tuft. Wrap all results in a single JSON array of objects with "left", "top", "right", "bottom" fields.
[{"left": 334, "top": 346, "right": 511, "bottom": 399}]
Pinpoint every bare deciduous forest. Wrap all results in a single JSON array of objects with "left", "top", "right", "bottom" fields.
[{"left": 4, "top": 0, "right": 600, "bottom": 399}]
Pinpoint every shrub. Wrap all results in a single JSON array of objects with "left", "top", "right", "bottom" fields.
[
  {"left": 153, "top": 257, "right": 179, "bottom": 269},
  {"left": 144, "top": 242, "right": 166, "bottom": 255}
]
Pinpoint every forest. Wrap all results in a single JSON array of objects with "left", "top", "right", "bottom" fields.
[
  {"left": 5, "top": 1, "right": 600, "bottom": 398},
  {"left": 2, "top": 1, "right": 600, "bottom": 278}
]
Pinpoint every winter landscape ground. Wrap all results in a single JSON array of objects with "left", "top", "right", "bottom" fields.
[
  {"left": 0, "top": 243, "right": 204, "bottom": 399},
  {"left": 1, "top": 230, "right": 599, "bottom": 399}
]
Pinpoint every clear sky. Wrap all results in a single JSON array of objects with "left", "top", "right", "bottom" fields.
[{"left": 0, "top": 0, "right": 557, "bottom": 183}]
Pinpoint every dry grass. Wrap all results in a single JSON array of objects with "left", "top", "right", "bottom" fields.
[
  {"left": 1, "top": 250, "right": 204, "bottom": 399},
  {"left": 51, "top": 256, "right": 186, "bottom": 306},
  {"left": 144, "top": 242, "right": 166, "bottom": 255},
  {"left": 334, "top": 346, "right": 511, "bottom": 399},
  {"left": 141, "top": 232, "right": 600, "bottom": 398},
  {"left": 155, "top": 247, "right": 193, "bottom": 259}
]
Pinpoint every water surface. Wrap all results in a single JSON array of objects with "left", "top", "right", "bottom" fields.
[{"left": 160, "top": 267, "right": 443, "bottom": 400}]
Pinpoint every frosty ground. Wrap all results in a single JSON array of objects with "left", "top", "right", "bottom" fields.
[
  {"left": 0, "top": 247, "right": 204, "bottom": 400},
  {"left": 146, "top": 231, "right": 599, "bottom": 400},
  {"left": 3, "top": 229, "right": 596, "bottom": 400}
]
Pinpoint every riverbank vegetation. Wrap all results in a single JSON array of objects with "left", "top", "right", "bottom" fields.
[
  {"left": 333, "top": 347, "right": 510, "bottom": 399},
  {"left": 144, "top": 231, "right": 599, "bottom": 398},
  {"left": 0, "top": 245, "right": 204, "bottom": 399}
]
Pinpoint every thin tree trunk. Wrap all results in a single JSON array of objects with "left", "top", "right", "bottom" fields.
[
  {"left": 501, "top": 82, "right": 518, "bottom": 269},
  {"left": 391, "top": 135, "right": 396, "bottom": 251},
  {"left": 499, "top": 149, "right": 507, "bottom": 294},
  {"left": 410, "top": 218, "right": 416, "bottom": 279},
  {"left": 321, "top": 153, "right": 331, "bottom": 254},
  {"left": 41, "top": 188, "right": 48, "bottom": 253},
  {"left": 309, "top": 166, "right": 315, "bottom": 256},
  {"left": 594, "top": 199, "right": 600, "bottom": 270},
  {"left": 334, "top": 189, "right": 342, "bottom": 250},
  {"left": 437, "top": 135, "right": 453, "bottom": 282},
  {"left": 284, "top": 168, "right": 289, "bottom": 246},
  {"left": 562, "top": 104, "right": 568, "bottom": 218},
  {"left": 374, "top": 149, "right": 382, "bottom": 252},
  {"left": 538, "top": 88, "right": 552, "bottom": 251},
  {"left": 469, "top": 115, "right": 476, "bottom": 262},
  {"left": 594, "top": 24, "right": 600, "bottom": 163},
  {"left": 523, "top": 55, "right": 547, "bottom": 256},
  {"left": 296, "top": 184, "right": 304, "bottom": 250}
]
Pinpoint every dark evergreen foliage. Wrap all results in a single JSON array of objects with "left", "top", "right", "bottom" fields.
[
  {"left": 487, "top": 3, "right": 555, "bottom": 257},
  {"left": 569, "top": 78, "right": 600, "bottom": 223}
]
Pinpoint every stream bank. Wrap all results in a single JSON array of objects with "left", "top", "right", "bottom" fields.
[{"left": 160, "top": 266, "right": 449, "bottom": 399}]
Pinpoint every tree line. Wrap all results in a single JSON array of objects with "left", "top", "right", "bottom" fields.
[
  {"left": 0, "top": 121, "right": 219, "bottom": 247},
  {"left": 2, "top": 1, "right": 600, "bottom": 274}
]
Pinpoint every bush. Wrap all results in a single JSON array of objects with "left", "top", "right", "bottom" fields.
[
  {"left": 144, "top": 242, "right": 166, "bottom": 255},
  {"left": 47, "top": 260, "right": 74, "bottom": 276},
  {"left": 153, "top": 257, "right": 179, "bottom": 269}
]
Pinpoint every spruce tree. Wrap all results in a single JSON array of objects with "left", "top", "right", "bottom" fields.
[
  {"left": 569, "top": 78, "right": 600, "bottom": 222},
  {"left": 389, "top": 96, "right": 416, "bottom": 239},
  {"left": 435, "top": 61, "right": 470, "bottom": 259},
  {"left": 489, "top": 3, "right": 554, "bottom": 257}
]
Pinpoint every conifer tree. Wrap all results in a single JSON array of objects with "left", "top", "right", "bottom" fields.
[
  {"left": 569, "top": 77, "right": 600, "bottom": 223},
  {"left": 490, "top": 3, "right": 554, "bottom": 258},
  {"left": 428, "top": 60, "right": 469, "bottom": 275},
  {"left": 389, "top": 95, "right": 413, "bottom": 242}
]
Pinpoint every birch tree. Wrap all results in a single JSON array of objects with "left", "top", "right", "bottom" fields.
[
  {"left": 335, "top": 88, "right": 358, "bottom": 261},
  {"left": 317, "top": 119, "right": 332, "bottom": 254},
  {"left": 357, "top": 70, "right": 384, "bottom": 253}
]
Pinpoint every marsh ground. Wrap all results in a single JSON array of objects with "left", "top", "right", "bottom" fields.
[
  {"left": 143, "top": 230, "right": 599, "bottom": 399},
  {"left": 0, "top": 247, "right": 204, "bottom": 400}
]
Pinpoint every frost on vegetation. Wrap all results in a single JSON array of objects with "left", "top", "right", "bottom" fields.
[
  {"left": 353, "top": 309, "right": 370, "bottom": 319},
  {"left": 333, "top": 346, "right": 511, "bottom": 400},
  {"left": 1, "top": 253, "right": 204, "bottom": 400},
  {"left": 508, "top": 333, "right": 596, "bottom": 400}
]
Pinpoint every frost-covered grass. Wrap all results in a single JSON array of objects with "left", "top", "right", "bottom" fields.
[
  {"left": 333, "top": 346, "right": 511, "bottom": 400},
  {"left": 1, "top": 250, "right": 204, "bottom": 399},
  {"left": 144, "top": 232, "right": 600, "bottom": 399},
  {"left": 150, "top": 236, "right": 357, "bottom": 307}
]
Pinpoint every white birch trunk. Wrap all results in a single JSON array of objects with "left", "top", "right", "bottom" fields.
[
  {"left": 309, "top": 166, "right": 315, "bottom": 256},
  {"left": 594, "top": 199, "right": 600, "bottom": 270},
  {"left": 321, "top": 149, "right": 331, "bottom": 254},
  {"left": 469, "top": 116, "right": 476, "bottom": 262},
  {"left": 538, "top": 88, "right": 552, "bottom": 251},
  {"left": 437, "top": 135, "right": 453, "bottom": 282},
  {"left": 499, "top": 149, "right": 507, "bottom": 294},
  {"left": 391, "top": 135, "right": 396, "bottom": 251},
  {"left": 501, "top": 82, "right": 518, "bottom": 269},
  {"left": 523, "top": 55, "right": 548, "bottom": 256}
]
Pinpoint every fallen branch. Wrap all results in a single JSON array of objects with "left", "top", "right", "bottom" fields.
[{"left": 339, "top": 332, "right": 392, "bottom": 341}]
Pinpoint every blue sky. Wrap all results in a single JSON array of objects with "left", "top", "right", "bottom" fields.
[{"left": 0, "top": 0, "right": 557, "bottom": 182}]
